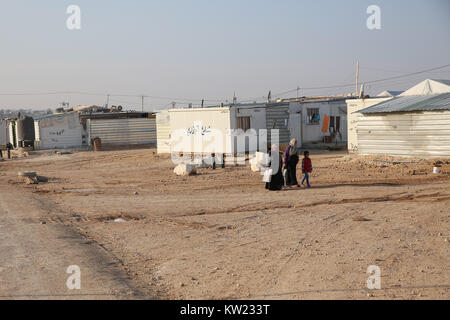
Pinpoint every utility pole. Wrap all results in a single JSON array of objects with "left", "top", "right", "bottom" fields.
[
  {"left": 141, "top": 96, "right": 144, "bottom": 112},
  {"left": 106, "top": 94, "right": 110, "bottom": 108},
  {"left": 297, "top": 86, "right": 300, "bottom": 99},
  {"left": 356, "top": 61, "right": 360, "bottom": 97}
]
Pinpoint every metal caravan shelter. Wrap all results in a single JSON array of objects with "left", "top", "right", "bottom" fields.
[
  {"left": 287, "top": 97, "right": 350, "bottom": 145},
  {"left": 168, "top": 103, "right": 273, "bottom": 155},
  {"left": 355, "top": 93, "right": 450, "bottom": 158},
  {"left": 34, "top": 113, "right": 86, "bottom": 150},
  {"left": 346, "top": 97, "right": 393, "bottom": 152},
  {"left": 85, "top": 112, "right": 156, "bottom": 146}
]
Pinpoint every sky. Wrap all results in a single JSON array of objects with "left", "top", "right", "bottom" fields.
[{"left": 0, "top": 0, "right": 449, "bottom": 110}]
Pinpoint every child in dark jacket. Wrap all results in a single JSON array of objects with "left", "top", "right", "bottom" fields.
[{"left": 301, "top": 151, "right": 312, "bottom": 188}]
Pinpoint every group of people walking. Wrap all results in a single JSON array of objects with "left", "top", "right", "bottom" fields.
[{"left": 265, "top": 139, "right": 312, "bottom": 191}]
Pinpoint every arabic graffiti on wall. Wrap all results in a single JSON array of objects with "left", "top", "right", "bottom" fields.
[
  {"left": 186, "top": 123, "right": 211, "bottom": 136},
  {"left": 49, "top": 129, "right": 65, "bottom": 136}
]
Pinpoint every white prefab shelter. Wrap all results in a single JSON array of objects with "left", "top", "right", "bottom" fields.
[
  {"left": 164, "top": 99, "right": 351, "bottom": 154},
  {"left": 169, "top": 107, "right": 232, "bottom": 154},
  {"left": 288, "top": 98, "right": 349, "bottom": 144},
  {"left": 346, "top": 97, "right": 392, "bottom": 152},
  {"left": 156, "top": 111, "right": 171, "bottom": 154},
  {"left": 169, "top": 104, "right": 268, "bottom": 155},
  {"left": 356, "top": 93, "right": 450, "bottom": 158},
  {"left": 352, "top": 79, "right": 450, "bottom": 158},
  {"left": 34, "top": 113, "right": 86, "bottom": 150}
]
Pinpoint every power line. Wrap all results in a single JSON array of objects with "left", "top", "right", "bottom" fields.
[
  {"left": 0, "top": 90, "right": 223, "bottom": 103},
  {"left": 1, "top": 63, "right": 449, "bottom": 104},
  {"left": 110, "top": 93, "right": 223, "bottom": 103},
  {"left": 274, "top": 63, "right": 450, "bottom": 96},
  {"left": 239, "top": 63, "right": 450, "bottom": 102},
  {"left": 363, "top": 63, "right": 450, "bottom": 85},
  {"left": 360, "top": 66, "right": 409, "bottom": 74}
]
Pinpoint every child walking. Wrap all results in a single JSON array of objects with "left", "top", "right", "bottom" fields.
[{"left": 301, "top": 151, "right": 312, "bottom": 188}]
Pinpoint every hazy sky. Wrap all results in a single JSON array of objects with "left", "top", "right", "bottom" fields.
[{"left": 0, "top": 0, "right": 449, "bottom": 110}]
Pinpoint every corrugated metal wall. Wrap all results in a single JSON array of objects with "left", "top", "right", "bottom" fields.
[
  {"left": 156, "top": 111, "right": 171, "bottom": 153},
  {"left": 266, "top": 104, "right": 290, "bottom": 145},
  {"left": 0, "top": 120, "right": 8, "bottom": 146},
  {"left": 357, "top": 111, "right": 450, "bottom": 158},
  {"left": 88, "top": 118, "right": 156, "bottom": 146},
  {"left": 347, "top": 98, "right": 392, "bottom": 152}
]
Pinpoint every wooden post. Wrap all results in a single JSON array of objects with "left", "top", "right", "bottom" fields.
[{"left": 356, "top": 61, "right": 360, "bottom": 97}]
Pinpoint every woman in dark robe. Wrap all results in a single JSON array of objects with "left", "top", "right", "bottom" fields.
[
  {"left": 283, "top": 139, "right": 300, "bottom": 187},
  {"left": 265, "top": 144, "right": 284, "bottom": 191}
]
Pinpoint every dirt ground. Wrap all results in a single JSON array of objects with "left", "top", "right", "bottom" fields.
[{"left": 0, "top": 148, "right": 449, "bottom": 300}]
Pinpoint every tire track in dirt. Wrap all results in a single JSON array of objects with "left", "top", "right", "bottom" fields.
[
  {"left": 0, "top": 185, "right": 149, "bottom": 300},
  {"left": 24, "top": 185, "right": 450, "bottom": 232},
  {"left": 21, "top": 190, "right": 160, "bottom": 299},
  {"left": 174, "top": 192, "right": 450, "bottom": 218}
]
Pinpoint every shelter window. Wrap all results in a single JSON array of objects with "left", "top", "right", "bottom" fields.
[
  {"left": 307, "top": 108, "right": 320, "bottom": 125},
  {"left": 237, "top": 117, "right": 251, "bottom": 132}
]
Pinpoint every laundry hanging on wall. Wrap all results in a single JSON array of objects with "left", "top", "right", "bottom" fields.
[{"left": 322, "top": 114, "right": 330, "bottom": 133}]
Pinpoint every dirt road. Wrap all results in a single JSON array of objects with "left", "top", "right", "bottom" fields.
[
  {"left": 0, "top": 185, "right": 144, "bottom": 300},
  {"left": 1, "top": 149, "right": 449, "bottom": 299}
]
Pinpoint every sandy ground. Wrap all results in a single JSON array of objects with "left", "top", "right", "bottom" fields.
[
  {"left": 0, "top": 184, "right": 141, "bottom": 300},
  {"left": 0, "top": 148, "right": 449, "bottom": 300}
]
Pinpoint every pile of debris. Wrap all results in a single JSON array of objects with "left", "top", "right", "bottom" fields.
[
  {"left": 174, "top": 163, "right": 198, "bottom": 176},
  {"left": 173, "top": 156, "right": 218, "bottom": 176},
  {"left": 9, "top": 148, "right": 30, "bottom": 159},
  {"left": 249, "top": 152, "right": 270, "bottom": 172},
  {"left": 18, "top": 171, "right": 48, "bottom": 185}
]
